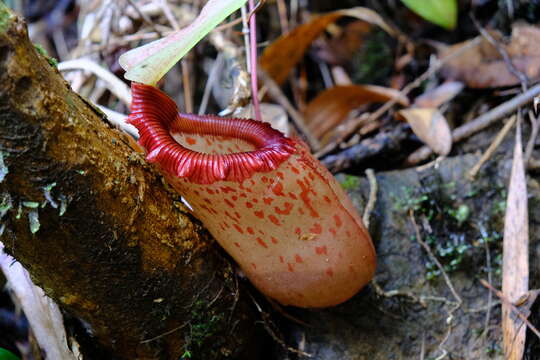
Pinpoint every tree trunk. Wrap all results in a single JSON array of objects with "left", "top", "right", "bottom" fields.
[{"left": 0, "top": 6, "right": 258, "bottom": 359}]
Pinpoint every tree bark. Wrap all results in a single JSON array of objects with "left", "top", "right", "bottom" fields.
[{"left": 0, "top": 6, "right": 257, "bottom": 360}]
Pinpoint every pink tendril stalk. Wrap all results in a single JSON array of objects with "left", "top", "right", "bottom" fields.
[
  {"left": 128, "top": 83, "right": 376, "bottom": 308},
  {"left": 248, "top": 0, "right": 262, "bottom": 122}
]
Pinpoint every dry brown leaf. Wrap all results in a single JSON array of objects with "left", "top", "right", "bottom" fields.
[
  {"left": 236, "top": 103, "right": 290, "bottom": 135},
  {"left": 441, "top": 24, "right": 540, "bottom": 88},
  {"left": 413, "top": 81, "right": 464, "bottom": 108},
  {"left": 502, "top": 124, "right": 529, "bottom": 360},
  {"left": 259, "top": 7, "right": 393, "bottom": 85},
  {"left": 304, "top": 85, "right": 409, "bottom": 139},
  {"left": 396, "top": 108, "right": 452, "bottom": 155},
  {"left": 314, "top": 20, "right": 372, "bottom": 66}
]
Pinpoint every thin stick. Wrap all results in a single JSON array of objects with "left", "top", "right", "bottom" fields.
[
  {"left": 58, "top": 59, "right": 131, "bottom": 106},
  {"left": 480, "top": 279, "right": 540, "bottom": 339},
  {"left": 160, "top": 0, "right": 181, "bottom": 30},
  {"left": 158, "top": 0, "right": 193, "bottom": 113},
  {"left": 258, "top": 68, "right": 320, "bottom": 150},
  {"left": 126, "top": 0, "right": 163, "bottom": 36},
  {"left": 407, "top": 83, "right": 540, "bottom": 164},
  {"left": 248, "top": 0, "right": 262, "bottom": 122},
  {"left": 241, "top": 5, "right": 251, "bottom": 72},
  {"left": 524, "top": 113, "right": 539, "bottom": 163},
  {"left": 214, "top": 1, "right": 264, "bottom": 32},
  {"left": 96, "top": 106, "right": 138, "bottom": 138},
  {"left": 468, "top": 115, "right": 517, "bottom": 179},
  {"left": 248, "top": 293, "right": 313, "bottom": 358},
  {"left": 363, "top": 169, "right": 377, "bottom": 228},
  {"left": 471, "top": 15, "right": 528, "bottom": 91},
  {"left": 181, "top": 59, "right": 194, "bottom": 113},
  {"left": 140, "top": 322, "right": 188, "bottom": 343},
  {"left": 409, "top": 211, "right": 462, "bottom": 305},
  {"left": 480, "top": 225, "right": 494, "bottom": 341},
  {"left": 198, "top": 54, "right": 224, "bottom": 115},
  {"left": 276, "top": 0, "right": 289, "bottom": 33}
]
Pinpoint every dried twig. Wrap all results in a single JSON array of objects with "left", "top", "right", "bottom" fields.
[
  {"left": 58, "top": 59, "right": 131, "bottom": 106},
  {"left": 409, "top": 212, "right": 462, "bottom": 306},
  {"left": 480, "top": 279, "right": 540, "bottom": 340},
  {"left": 477, "top": 225, "right": 494, "bottom": 346},
  {"left": 471, "top": 15, "right": 528, "bottom": 91},
  {"left": 363, "top": 169, "right": 377, "bottom": 228},
  {"left": 321, "top": 123, "right": 409, "bottom": 172},
  {"left": 198, "top": 53, "right": 224, "bottom": 115},
  {"left": 407, "top": 83, "right": 540, "bottom": 164},
  {"left": 524, "top": 114, "right": 539, "bottom": 164},
  {"left": 181, "top": 59, "right": 194, "bottom": 113},
  {"left": 468, "top": 115, "right": 517, "bottom": 179},
  {"left": 126, "top": 0, "right": 163, "bottom": 36},
  {"left": 96, "top": 106, "right": 138, "bottom": 138},
  {"left": 249, "top": 293, "right": 313, "bottom": 358},
  {"left": 140, "top": 322, "right": 189, "bottom": 344},
  {"left": 276, "top": 0, "right": 289, "bottom": 33},
  {"left": 410, "top": 212, "right": 462, "bottom": 360},
  {"left": 371, "top": 279, "right": 451, "bottom": 308},
  {"left": 471, "top": 14, "right": 539, "bottom": 169},
  {"left": 247, "top": 0, "right": 262, "bottom": 122}
]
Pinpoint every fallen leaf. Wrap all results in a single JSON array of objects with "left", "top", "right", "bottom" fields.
[
  {"left": 413, "top": 81, "right": 464, "bottom": 108},
  {"left": 259, "top": 7, "right": 394, "bottom": 85},
  {"left": 396, "top": 108, "right": 452, "bottom": 155},
  {"left": 313, "top": 20, "right": 372, "bottom": 66},
  {"left": 441, "top": 24, "right": 540, "bottom": 88},
  {"left": 401, "top": 0, "right": 457, "bottom": 29},
  {"left": 502, "top": 123, "right": 529, "bottom": 360},
  {"left": 235, "top": 103, "right": 290, "bottom": 135},
  {"left": 0, "top": 243, "right": 77, "bottom": 360},
  {"left": 304, "top": 85, "right": 409, "bottom": 139},
  {"left": 119, "top": 0, "right": 247, "bottom": 85}
]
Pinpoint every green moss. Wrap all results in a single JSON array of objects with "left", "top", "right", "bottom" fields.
[
  {"left": 340, "top": 175, "right": 360, "bottom": 191},
  {"left": 182, "top": 299, "right": 227, "bottom": 358},
  {"left": 392, "top": 174, "right": 506, "bottom": 282},
  {"left": 0, "top": 2, "right": 13, "bottom": 33},
  {"left": 392, "top": 186, "right": 434, "bottom": 219},
  {"left": 352, "top": 30, "right": 393, "bottom": 85},
  {"left": 34, "top": 43, "right": 58, "bottom": 67},
  {"left": 447, "top": 204, "right": 470, "bottom": 225}
]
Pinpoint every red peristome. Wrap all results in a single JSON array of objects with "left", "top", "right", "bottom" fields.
[
  {"left": 128, "top": 82, "right": 377, "bottom": 308},
  {"left": 128, "top": 82, "right": 296, "bottom": 184}
]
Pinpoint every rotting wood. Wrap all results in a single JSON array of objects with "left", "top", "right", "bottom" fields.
[{"left": 0, "top": 6, "right": 257, "bottom": 360}]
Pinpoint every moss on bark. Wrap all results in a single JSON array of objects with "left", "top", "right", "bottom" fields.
[{"left": 0, "top": 7, "right": 257, "bottom": 360}]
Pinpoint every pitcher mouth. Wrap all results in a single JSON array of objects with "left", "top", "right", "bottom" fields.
[{"left": 128, "top": 82, "right": 296, "bottom": 184}]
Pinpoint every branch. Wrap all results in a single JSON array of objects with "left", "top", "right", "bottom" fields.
[{"left": 0, "top": 6, "right": 256, "bottom": 359}]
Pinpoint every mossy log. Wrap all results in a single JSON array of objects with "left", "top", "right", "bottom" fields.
[{"left": 0, "top": 5, "right": 257, "bottom": 360}]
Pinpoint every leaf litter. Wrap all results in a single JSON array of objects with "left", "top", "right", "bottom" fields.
[{"left": 4, "top": 1, "right": 540, "bottom": 359}]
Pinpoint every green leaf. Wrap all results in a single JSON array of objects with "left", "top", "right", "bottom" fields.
[
  {"left": 0, "top": 347, "right": 20, "bottom": 360},
  {"left": 401, "top": 0, "right": 457, "bottom": 29},
  {"left": 119, "top": 0, "right": 247, "bottom": 85}
]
